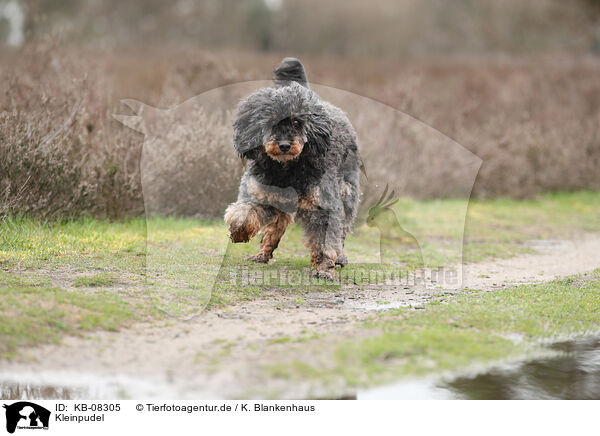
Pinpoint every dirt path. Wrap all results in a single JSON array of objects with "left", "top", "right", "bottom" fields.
[{"left": 2, "top": 236, "right": 600, "bottom": 399}]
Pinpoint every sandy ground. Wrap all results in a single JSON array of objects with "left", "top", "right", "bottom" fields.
[{"left": 2, "top": 236, "right": 600, "bottom": 399}]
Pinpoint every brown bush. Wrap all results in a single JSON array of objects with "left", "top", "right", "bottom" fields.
[
  {"left": 0, "top": 43, "right": 143, "bottom": 219},
  {"left": 306, "top": 55, "right": 600, "bottom": 198},
  {"left": 135, "top": 103, "right": 243, "bottom": 218},
  {"left": 1, "top": 45, "right": 599, "bottom": 219}
]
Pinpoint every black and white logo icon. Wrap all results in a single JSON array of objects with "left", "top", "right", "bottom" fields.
[{"left": 3, "top": 402, "right": 50, "bottom": 434}]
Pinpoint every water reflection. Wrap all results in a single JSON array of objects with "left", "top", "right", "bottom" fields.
[
  {"left": 0, "top": 372, "right": 173, "bottom": 400},
  {"left": 442, "top": 336, "right": 600, "bottom": 400},
  {"left": 359, "top": 336, "right": 600, "bottom": 400},
  {"left": 1, "top": 383, "right": 84, "bottom": 400}
]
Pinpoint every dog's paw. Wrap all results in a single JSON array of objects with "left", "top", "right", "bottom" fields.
[
  {"left": 225, "top": 204, "right": 260, "bottom": 243},
  {"left": 229, "top": 225, "right": 252, "bottom": 243},
  {"left": 248, "top": 253, "right": 271, "bottom": 263},
  {"left": 335, "top": 254, "right": 348, "bottom": 267},
  {"left": 312, "top": 268, "right": 335, "bottom": 281}
]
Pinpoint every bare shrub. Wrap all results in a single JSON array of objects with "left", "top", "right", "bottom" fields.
[
  {"left": 0, "top": 42, "right": 143, "bottom": 219},
  {"left": 2, "top": 45, "right": 599, "bottom": 219},
  {"left": 137, "top": 104, "right": 243, "bottom": 218},
  {"left": 310, "top": 55, "right": 600, "bottom": 199}
]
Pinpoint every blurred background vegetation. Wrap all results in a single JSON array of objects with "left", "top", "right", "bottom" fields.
[
  {"left": 2, "top": 0, "right": 600, "bottom": 55},
  {"left": 1, "top": 0, "right": 599, "bottom": 219}
]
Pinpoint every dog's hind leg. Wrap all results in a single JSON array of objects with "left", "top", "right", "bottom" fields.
[
  {"left": 335, "top": 252, "right": 349, "bottom": 267},
  {"left": 300, "top": 209, "right": 343, "bottom": 280},
  {"left": 248, "top": 212, "right": 292, "bottom": 263},
  {"left": 336, "top": 169, "right": 360, "bottom": 268}
]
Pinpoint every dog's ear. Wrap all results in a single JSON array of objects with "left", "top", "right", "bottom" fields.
[
  {"left": 233, "top": 89, "right": 273, "bottom": 159},
  {"left": 304, "top": 107, "right": 332, "bottom": 155},
  {"left": 239, "top": 147, "right": 259, "bottom": 160}
]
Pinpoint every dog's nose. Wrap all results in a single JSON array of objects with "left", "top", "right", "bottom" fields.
[{"left": 278, "top": 142, "right": 291, "bottom": 153}]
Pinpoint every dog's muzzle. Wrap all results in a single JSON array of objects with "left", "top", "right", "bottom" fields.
[{"left": 278, "top": 141, "right": 291, "bottom": 153}]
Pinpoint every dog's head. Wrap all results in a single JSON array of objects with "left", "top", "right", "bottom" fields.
[
  {"left": 233, "top": 83, "right": 331, "bottom": 162},
  {"left": 264, "top": 114, "right": 307, "bottom": 162}
]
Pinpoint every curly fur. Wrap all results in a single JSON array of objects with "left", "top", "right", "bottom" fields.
[{"left": 225, "top": 58, "right": 360, "bottom": 279}]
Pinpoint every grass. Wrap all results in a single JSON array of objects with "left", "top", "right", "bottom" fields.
[
  {"left": 0, "top": 273, "right": 134, "bottom": 359},
  {"left": 73, "top": 273, "right": 116, "bottom": 288},
  {"left": 0, "top": 191, "right": 599, "bottom": 358},
  {"left": 0, "top": 216, "right": 148, "bottom": 271},
  {"left": 2, "top": 191, "right": 598, "bottom": 270},
  {"left": 267, "top": 269, "right": 600, "bottom": 387}
]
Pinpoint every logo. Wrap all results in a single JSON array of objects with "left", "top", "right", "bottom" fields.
[{"left": 2, "top": 402, "right": 50, "bottom": 434}]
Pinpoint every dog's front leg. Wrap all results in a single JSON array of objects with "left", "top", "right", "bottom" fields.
[
  {"left": 248, "top": 212, "right": 292, "bottom": 263},
  {"left": 225, "top": 175, "right": 298, "bottom": 247},
  {"left": 224, "top": 203, "right": 271, "bottom": 243}
]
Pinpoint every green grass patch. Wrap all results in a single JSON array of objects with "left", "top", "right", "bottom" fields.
[
  {"left": 73, "top": 272, "right": 116, "bottom": 288},
  {"left": 0, "top": 272, "right": 135, "bottom": 359},
  {"left": 2, "top": 191, "right": 598, "bottom": 276}
]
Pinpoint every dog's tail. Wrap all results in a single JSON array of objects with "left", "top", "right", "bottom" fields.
[{"left": 273, "top": 57, "right": 309, "bottom": 88}]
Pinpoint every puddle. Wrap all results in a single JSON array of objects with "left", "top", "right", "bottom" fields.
[
  {"left": 342, "top": 294, "right": 433, "bottom": 311},
  {"left": 1, "top": 384, "right": 84, "bottom": 400},
  {"left": 3, "top": 336, "right": 600, "bottom": 400},
  {"left": 359, "top": 336, "right": 600, "bottom": 399},
  {"left": 524, "top": 239, "right": 576, "bottom": 252},
  {"left": 0, "top": 371, "right": 179, "bottom": 400},
  {"left": 342, "top": 300, "right": 414, "bottom": 311}
]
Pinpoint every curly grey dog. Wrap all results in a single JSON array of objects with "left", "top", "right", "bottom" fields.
[{"left": 224, "top": 58, "right": 360, "bottom": 280}]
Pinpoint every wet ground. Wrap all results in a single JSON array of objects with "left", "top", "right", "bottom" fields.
[
  {"left": 359, "top": 336, "right": 600, "bottom": 399},
  {"left": 0, "top": 372, "right": 179, "bottom": 400},
  {"left": 2, "top": 336, "right": 600, "bottom": 400}
]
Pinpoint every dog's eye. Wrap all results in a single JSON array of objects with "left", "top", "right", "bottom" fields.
[{"left": 292, "top": 119, "right": 301, "bottom": 128}]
